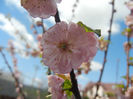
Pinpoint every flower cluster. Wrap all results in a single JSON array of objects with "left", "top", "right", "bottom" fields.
[
  {"left": 48, "top": 75, "right": 67, "bottom": 99},
  {"left": 123, "top": 42, "right": 132, "bottom": 54},
  {"left": 77, "top": 61, "right": 91, "bottom": 75},
  {"left": 124, "top": 1, "right": 133, "bottom": 37},
  {"left": 121, "top": 1, "right": 133, "bottom": 98},
  {"left": 98, "top": 37, "right": 109, "bottom": 51}
]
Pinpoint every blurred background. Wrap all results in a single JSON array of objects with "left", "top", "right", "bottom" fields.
[{"left": 0, "top": 0, "right": 133, "bottom": 99}]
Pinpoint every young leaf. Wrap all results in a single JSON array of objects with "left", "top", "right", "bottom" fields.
[
  {"left": 129, "top": 57, "right": 133, "bottom": 61},
  {"left": 39, "top": 53, "right": 42, "bottom": 58},
  {"left": 46, "top": 94, "right": 52, "bottom": 98},
  {"left": 66, "top": 90, "right": 73, "bottom": 98},
  {"left": 56, "top": 74, "right": 69, "bottom": 80},
  {"left": 105, "top": 92, "right": 115, "bottom": 97},
  {"left": 121, "top": 76, "right": 127, "bottom": 80},
  {"left": 77, "top": 21, "right": 101, "bottom": 37},
  {"left": 62, "top": 79, "right": 72, "bottom": 90},
  {"left": 116, "top": 84, "right": 125, "bottom": 88},
  {"left": 62, "top": 79, "right": 73, "bottom": 98}
]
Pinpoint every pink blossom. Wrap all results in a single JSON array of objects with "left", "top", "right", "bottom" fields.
[
  {"left": 36, "top": 21, "right": 43, "bottom": 27},
  {"left": 125, "top": 15, "right": 133, "bottom": 26},
  {"left": 124, "top": 31, "right": 133, "bottom": 38},
  {"left": 78, "top": 61, "right": 91, "bottom": 74},
  {"left": 125, "top": 87, "right": 133, "bottom": 99},
  {"left": 98, "top": 39, "right": 109, "bottom": 51},
  {"left": 55, "top": 0, "right": 62, "bottom": 3},
  {"left": 21, "top": 0, "right": 62, "bottom": 18},
  {"left": 31, "top": 50, "right": 40, "bottom": 57},
  {"left": 16, "top": 87, "right": 20, "bottom": 93},
  {"left": 37, "top": 34, "right": 42, "bottom": 41},
  {"left": 123, "top": 42, "right": 131, "bottom": 54},
  {"left": 124, "top": 28, "right": 133, "bottom": 37},
  {"left": 48, "top": 75, "right": 67, "bottom": 99},
  {"left": 42, "top": 21, "right": 98, "bottom": 73},
  {"left": 126, "top": 1, "right": 133, "bottom": 10}
]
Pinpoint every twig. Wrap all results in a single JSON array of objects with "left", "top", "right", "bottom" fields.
[
  {"left": 126, "top": 32, "right": 130, "bottom": 88},
  {"left": 70, "top": 69, "right": 81, "bottom": 99},
  {"left": 0, "top": 50, "right": 26, "bottom": 99},
  {"left": 41, "top": 18, "right": 46, "bottom": 33},
  {"left": 32, "top": 22, "right": 39, "bottom": 35},
  {"left": 94, "top": 0, "right": 116, "bottom": 98},
  {"left": 54, "top": 11, "right": 61, "bottom": 23},
  {"left": 70, "top": 0, "right": 79, "bottom": 21}
]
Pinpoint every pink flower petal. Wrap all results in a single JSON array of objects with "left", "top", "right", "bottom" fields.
[
  {"left": 126, "top": 1, "right": 133, "bottom": 10},
  {"left": 42, "top": 21, "right": 98, "bottom": 74},
  {"left": 55, "top": 0, "right": 62, "bottom": 3},
  {"left": 21, "top": 0, "right": 61, "bottom": 18},
  {"left": 48, "top": 75, "right": 67, "bottom": 99}
]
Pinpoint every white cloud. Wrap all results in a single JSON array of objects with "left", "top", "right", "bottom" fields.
[
  {"left": 0, "top": 13, "right": 38, "bottom": 55},
  {"left": 77, "top": 75, "right": 90, "bottom": 89},
  {"left": 33, "top": 77, "right": 48, "bottom": 88},
  {"left": 12, "top": 40, "right": 25, "bottom": 50},
  {"left": 58, "top": 0, "right": 129, "bottom": 36},
  {"left": 78, "top": 75, "right": 88, "bottom": 81},
  {"left": 4, "top": 0, "right": 129, "bottom": 36},
  {"left": 5, "top": 0, "right": 24, "bottom": 11},
  {"left": 115, "top": 0, "right": 129, "bottom": 21},
  {"left": 90, "top": 61, "right": 102, "bottom": 71}
]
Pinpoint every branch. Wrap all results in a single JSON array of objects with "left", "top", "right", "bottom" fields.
[
  {"left": 70, "top": 69, "right": 81, "bottom": 99},
  {"left": 0, "top": 50, "right": 26, "bottom": 99},
  {"left": 41, "top": 18, "right": 46, "bottom": 33},
  {"left": 54, "top": 10, "right": 61, "bottom": 23},
  {"left": 94, "top": 0, "right": 116, "bottom": 98},
  {"left": 125, "top": 0, "right": 133, "bottom": 87},
  {"left": 126, "top": 29, "right": 131, "bottom": 88}
]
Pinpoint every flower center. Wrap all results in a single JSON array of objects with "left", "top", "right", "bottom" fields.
[{"left": 58, "top": 42, "right": 71, "bottom": 52}]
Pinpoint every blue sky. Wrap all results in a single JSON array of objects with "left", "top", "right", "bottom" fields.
[{"left": 0, "top": 0, "right": 133, "bottom": 89}]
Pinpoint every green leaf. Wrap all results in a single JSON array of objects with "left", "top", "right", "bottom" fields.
[
  {"left": 105, "top": 40, "right": 110, "bottom": 43},
  {"left": 62, "top": 79, "right": 72, "bottom": 90},
  {"left": 62, "top": 79, "right": 73, "bottom": 98},
  {"left": 122, "top": 28, "right": 132, "bottom": 35},
  {"left": 129, "top": 57, "right": 133, "bottom": 66},
  {"left": 77, "top": 21, "right": 101, "bottom": 37},
  {"left": 100, "top": 36, "right": 104, "bottom": 40},
  {"left": 105, "top": 92, "right": 115, "bottom": 97},
  {"left": 129, "top": 57, "right": 133, "bottom": 61},
  {"left": 121, "top": 31, "right": 125, "bottom": 35},
  {"left": 46, "top": 94, "right": 52, "bottom": 98},
  {"left": 56, "top": 74, "right": 69, "bottom": 80},
  {"left": 94, "top": 29, "right": 101, "bottom": 37},
  {"left": 121, "top": 76, "right": 127, "bottom": 80},
  {"left": 66, "top": 90, "right": 73, "bottom": 98},
  {"left": 39, "top": 53, "right": 42, "bottom": 58},
  {"left": 116, "top": 84, "right": 125, "bottom": 88},
  {"left": 126, "top": 28, "right": 132, "bottom": 33}
]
